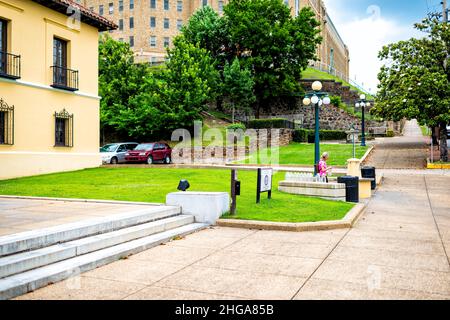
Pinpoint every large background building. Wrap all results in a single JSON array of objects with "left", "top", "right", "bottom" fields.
[
  {"left": 81, "top": 0, "right": 350, "bottom": 79},
  {"left": 0, "top": 0, "right": 116, "bottom": 179}
]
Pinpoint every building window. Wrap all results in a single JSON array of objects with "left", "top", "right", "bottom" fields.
[
  {"left": 218, "top": 0, "right": 224, "bottom": 14},
  {"left": 164, "top": 37, "right": 170, "bottom": 47},
  {"left": 164, "top": 0, "right": 169, "bottom": 10},
  {"left": 89, "top": 6, "right": 94, "bottom": 11},
  {"left": 177, "top": 19, "right": 183, "bottom": 31},
  {"left": 129, "top": 36, "right": 134, "bottom": 47},
  {"left": 119, "top": 19, "right": 124, "bottom": 30},
  {"left": 0, "top": 98, "right": 14, "bottom": 145},
  {"left": 99, "top": 5, "right": 104, "bottom": 15},
  {"left": 119, "top": 38, "right": 124, "bottom": 42},
  {"left": 130, "top": 17, "right": 134, "bottom": 29},
  {"left": 0, "top": 19, "right": 8, "bottom": 75},
  {"left": 54, "top": 109, "right": 73, "bottom": 148},
  {"left": 130, "top": 0, "right": 134, "bottom": 10},
  {"left": 164, "top": 18, "right": 170, "bottom": 29},
  {"left": 150, "top": 0, "right": 156, "bottom": 9},
  {"left": 53, "top": 38, "right": 68, "bottom": 87},
  {"left": 284, "top": 0, "right": 289, "bottom": 6},
  {"left": 109, "top": 3, "right": 114, "bottom": 14},
  {"left": 150, "top": 17, "right": 156, "bottom": 28},
  {"left": 150, "top": 36, "right": 157, "bottom": 47},
  {"left": 119, "top": 0, "right": 124, "bottom": 11},
  {"left": 202, "top": 0, "right": 208, "bottom": 7},
  {"left": 177, "top": 1, "right": 183, "bottom": 11}
]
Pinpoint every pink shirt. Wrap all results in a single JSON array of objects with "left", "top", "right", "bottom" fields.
[{"left": 318, "top": 160, "right": 327, "bottom": 177}]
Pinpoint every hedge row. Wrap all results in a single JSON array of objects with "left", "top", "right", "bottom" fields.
[
  {"left": 247, "top": 118, "right": 290, "bottom": 129},
  {"left": 293, "top": 129, "right": 347, "bottom": 143}
]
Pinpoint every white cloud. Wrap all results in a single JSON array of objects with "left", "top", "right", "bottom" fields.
[{"left": 323, "top": 1, "right": 424, "bottom": 94}]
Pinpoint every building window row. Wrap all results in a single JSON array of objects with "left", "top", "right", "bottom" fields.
[
  {"left": 150, "top": 36, "right": 171, "bottom": 48},
  {"left": 94, "top": 1, "right": 185, "bottom": 14},
  {"left": 118, "top": 17, "right": 183, "bottom": 31},
  {"left": 0, "top": 101, "right": 74, "bottom": 148},
  {"left": 1, "top": 19, "right": 78, "bottom": 92}
]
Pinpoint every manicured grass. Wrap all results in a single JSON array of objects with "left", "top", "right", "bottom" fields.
[
  {"left": 238, "top": 143, "right": 369, "bottom": 166},
  {"left": 0, "top": 167, "right": 354, "bottom": 223},
  {"left": 302, "top": 68, "right": 375, "bottom": 100}
]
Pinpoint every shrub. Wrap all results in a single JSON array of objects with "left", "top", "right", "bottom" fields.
[
  {"left": 293, "top": 129, "right": 347, "bottom": 143},
  {"left": 386, "top": 130, "right": 395, "bottom": 137},
  {"left": 226, "top": 123, "right": 246, "bottom": 131},
  {"left": 247, "top": 118, "right": 288, "bottom": 129}
]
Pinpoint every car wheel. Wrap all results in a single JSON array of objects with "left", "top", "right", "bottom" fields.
[
  {"left": 147, "top": 156, "right": 153, "bottom": 165},
  {"left": 110, "top": 157, "right": 118, "bottom": 165},
  {"left": 165, "top": 155, "right": 171, "bottom": 164}
]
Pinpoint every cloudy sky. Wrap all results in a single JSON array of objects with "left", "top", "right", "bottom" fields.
[{"left": 323, "top": 0, "right": 441, "bottom": 94}]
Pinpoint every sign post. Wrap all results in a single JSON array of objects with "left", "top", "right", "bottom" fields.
[
  {"left": 256, "top": 168, "right": 273, "bottom": 203},
  {"left": 231, "top": 169, "right": 238, "bottom": 215}
]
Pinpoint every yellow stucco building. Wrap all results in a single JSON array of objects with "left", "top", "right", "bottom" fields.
[{"left": 0, "top": 0, "right": 116, "bottom": 180}]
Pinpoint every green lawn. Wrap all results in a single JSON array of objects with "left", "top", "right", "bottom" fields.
[
  {"left": 302, "top": 68, "right": 375, "bottom": 100},
  {"left": 238, "top": 143, "right": 369, "bottom": 166},
  {"left": 0, "top": 167, "right": 354, "bottom": 223}
]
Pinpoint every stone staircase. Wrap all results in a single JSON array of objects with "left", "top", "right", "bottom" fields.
[{"left": 0, "top": 206, "right": 207, "bottom": 300}]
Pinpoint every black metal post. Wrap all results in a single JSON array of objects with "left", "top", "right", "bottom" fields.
[
  {"left": 361, "top": 104, "right": 366, "bottom": 147},
  {"left": 231, "top": 169, "right": 237, "bottom": 215}
]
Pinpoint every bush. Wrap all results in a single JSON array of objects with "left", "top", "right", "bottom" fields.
[
  {"left": 293, "top": 129, "right": 347, "bottom": 143},
  {"left": 386, "top": 129, "right": 395, "bottom": 137},
  {"left": 226, "top": 123, "right": 246, "bottom": 131},
  {"left": 247, "top": 118, "right": 288, "bottom": 129}
]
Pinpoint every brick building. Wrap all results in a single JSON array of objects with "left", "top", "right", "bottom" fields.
[{"left": 80, "top": 0, "right": 350, "bottom": 78}]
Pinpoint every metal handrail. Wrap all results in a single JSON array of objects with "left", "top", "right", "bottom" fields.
[
  {"left": 307, "top": 60, "right": 373, "bottom": 97},
  {"left": 0, "top": 51, "right": 21, "bottom": 79},
  {"left": 51, "top": 66, "right": 79, "bottom": 91}
]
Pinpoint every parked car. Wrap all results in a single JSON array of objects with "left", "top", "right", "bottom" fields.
[
  {"left": 100, "top": 142, "right": 139, "bottom": 164},
  {"left": 125, "top": 142, "right": 172, "bottom": 164}
]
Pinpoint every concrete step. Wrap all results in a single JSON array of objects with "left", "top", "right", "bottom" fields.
[
  {"left": 0, "top": 206, "right": 181, "bottom": 257},
  {"left": 0, "top": 222, "right": 207, "bottom": 300},
  {"left": 0, "top": 215, "right": 194, "bottom": 279}
]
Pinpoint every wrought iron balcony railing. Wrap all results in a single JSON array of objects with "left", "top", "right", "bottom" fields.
[
  {"left": 51, "top": 66, "right": 79, "bottom": 91},
  {"left": 0, "top": 51, "right": 21, "bottom": 80}
]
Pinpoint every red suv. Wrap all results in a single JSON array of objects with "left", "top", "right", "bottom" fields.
[{"left": 125, "top": 142, "right": 172, "bottom": 164}]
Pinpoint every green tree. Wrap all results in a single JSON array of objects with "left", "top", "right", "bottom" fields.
[
  {"left": 373, "top": 13, "right": 450, "bottom": 161},
  {"left": 123, "top": 37, "right": 220, "bottom": 139},
  {"left": 224, "top": 0, "right": 322, "bottom": 117},
  {"left": 223, "top": 58, "right": 255, "bottom": 122},
  {"left": 98, "top": 35, "right": 147, "bottom": 140}
]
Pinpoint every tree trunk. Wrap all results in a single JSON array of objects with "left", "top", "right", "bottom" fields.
[
  {"left": 439, "top": 122, "right": 448, "bottom": 162},
  {"left": 216, "top": 97, "right": 223, "bottom": 112},
  {"left": 432, "top": 126, "right": 439, "bottom": 145}
]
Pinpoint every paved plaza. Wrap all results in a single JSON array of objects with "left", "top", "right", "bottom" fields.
[
  {"left": 0, "top": 198, "right": 157, "bottom": 237},
  {"left": 9, "top": 121, "right": 449, "bottom": 300}
]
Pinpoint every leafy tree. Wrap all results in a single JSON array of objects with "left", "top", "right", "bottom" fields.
[
  {"left": 122, "top": 37, "right": 220, "bottom": 139},
  {"left": 223, "top": 58, "right": 255, "bottom": 122},
  {"left": 373, "top": 13, "right": 450, "bottom": 161},
  {"left": 181, "top": 5, "right": 230, "bottom": 62},
  {"left": 98, "top": 35, "right": 147, "bottom": 139},
  {"left": 224, "top": 0, "right": 322, "bottom": 117}
]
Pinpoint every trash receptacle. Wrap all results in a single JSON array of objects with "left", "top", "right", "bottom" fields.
[
  {"left": 361, "top": 166, "right": 376, "bottom": 190},
  {"left": 337, "top": 176, "right": 359, "bottom": 203}
]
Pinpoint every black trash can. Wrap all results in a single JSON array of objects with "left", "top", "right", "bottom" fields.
[
  {"left": 361, "top": 166, "right": 376, "bottom": 190},
  {"left": 338, "top": 176, "right": 359, "bottom": 203}
]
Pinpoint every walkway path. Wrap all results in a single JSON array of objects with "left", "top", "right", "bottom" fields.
[{"left": 17, "top": 121, "right": 450, "bottom": 300}]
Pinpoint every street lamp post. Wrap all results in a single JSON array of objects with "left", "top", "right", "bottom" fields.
[
  {"left": 303, "top": 81, "right": 331, "bottom": 175},
  {"left": 355, "top": 94, "right": 371, "bottom": 147}
]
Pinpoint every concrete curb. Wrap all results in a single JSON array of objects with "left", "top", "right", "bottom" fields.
[
  {"left": 216, "top": 203, "right": 367, "bottom": 232},
  {"left": 360, "top": 146, "right": 375, "bottom": 164},
  {"left": 426, "top": 159, "right": 450, "bottom": 170},
  {"left": 0, "top": 195, "right": 165, "bottom": 207}
]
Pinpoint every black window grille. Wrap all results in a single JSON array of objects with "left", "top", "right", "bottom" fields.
[
  {"left": 54, "top": 109, "right": 73, "bottom": 147},
  {"left": 0, "top": 98, "right": 14, "bottom": 145}
]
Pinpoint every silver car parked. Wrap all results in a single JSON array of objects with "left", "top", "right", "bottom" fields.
[{"left": 100, "top": 142, "right": 139, "bottom": 164}]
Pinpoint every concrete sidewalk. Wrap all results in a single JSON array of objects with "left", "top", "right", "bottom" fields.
[
  {"left": 16, "top": 172, "right": 450, "bottom": 300},
  {"left": 13, "top": 120, "right": 450, "bottom": 300}
]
